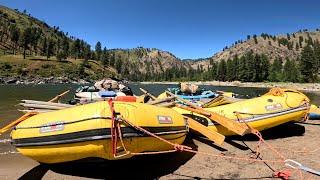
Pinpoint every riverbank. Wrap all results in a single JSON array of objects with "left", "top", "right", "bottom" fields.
[
  {"left": 1, "top": 121, "right": 319, "bottom": 179},
  {"left": 141, "top": 81, "right": 320, "bottom": 92},
  {"left": 0, "top": 76, "right": 92, "bottom": 85},
  {"left": 1, "top": 76, "right": 320, "bottom": 93}
]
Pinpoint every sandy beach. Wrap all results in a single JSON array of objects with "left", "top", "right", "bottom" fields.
[
  {"left": 0, "top": 120, "right": 319, "bottom": 179},
  {"left": 141, "top": 81, "right": 320, "bottom": 93}
]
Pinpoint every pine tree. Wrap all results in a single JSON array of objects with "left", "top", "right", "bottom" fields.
[
  {"left": 260, "top": 54, "right": 270, "bottom": 81},
  {"left": 238, "top": 56, "right": 248, "bottom": 81},
  {"left": 283, "top": 59, "right": 292, "bottom": 82},
  {"left": 253, "top": 34, "right": 258, "bottom": 44},
  {"left": 62, "top": 37, "right": 69, "bottom": 57},
  {"left": 245, "top": 52, "right": 255, "bottom": 82},
  {"left": 268, "top": 58, "right": 283, "bottom": 82},
  {"left": 95, "top": 41, "right": 102, "bottom": 60},
  {"left": 300, "top": 45, "right": 317, "bottom": 82},
  {"left": 70, "top": 39, "right": 81, "bottom": 59},
  {"left": 46, "top": 38, "right": 55, "bottom": 60},
  {"left": 21, "top": 27, "right": 32, "bottom": 59},
  {"left": 226, "top": 59, "right": 234, "bottom": 81},
  {"left": 299, "top": 36, "right": 304, "bottom": 48},
  {"left": 253, "top": 54, "right": 262, "bottom": 82},
  {"left": 283, "top": 59, "right": 300, "bottom": 82},
  {"left": 101, "top": 47, "right": 109, "bottom": 77},
  {"left": 232, "top": 55, "right": 239, "bottom": 80},
  {"left": 314, "top": 41, "right": 320, "bottom": 73},
  {"left": 10, "top": 25, "right": 20, "bottom": 54},
  {"left": 217, "top": 59, "right": 227, "bottom": 81}
]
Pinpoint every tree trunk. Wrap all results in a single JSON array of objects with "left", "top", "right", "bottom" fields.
[{"left": 23, "top": 47, "right": 26, "bottom": 59}]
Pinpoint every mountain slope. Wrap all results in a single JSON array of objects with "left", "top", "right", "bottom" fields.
[
  {"left": 0, "top": 5, "right": 192, "bottom": 81},
  {"left": 1, "top": 5, "right": 320, "bottom": 82},
  {"left": 192, "top": 30, "right": 320, "bottom": 70}
]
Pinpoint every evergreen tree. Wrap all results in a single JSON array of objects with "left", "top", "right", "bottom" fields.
[
  {"left": 300, "top": 45, "right": 317, "bottom": 82},
  {"left": 283, "top": 59, "right": 300, "bottom": 82},
  {"left": 95, "top": 41, "right": 102, "bottom": 60},
  {"left": 245, "top": 52, "right": 255, "bottom": 82},
  {"left": 268, "top": 57, "right": 283, "bottom": 82},
  {"left": 10, "top": 25, "right": 20, "bottom": 54},
  {"left": 314, "top": 41, "right": 320, "bottom": 73},
  {"left": 21, "top": 27, "right": 32, "bottom": 59},
  {"left": 238, "top": 56, "right": 248, "bottom": 81},
  {"left": 62, "top": 37, "right": 69, "bottom": 57},
  {"left": 210, "top": 62, "right": 218, "bottom": 80},
  {"left": 70, "top": 39, "right": 81, "bottom": 59},
  {"left": 46, "top": 38, "right": 55, "bottom": 60},
  {"left": 226, "top": 59, "right": 234, "bottom": 81},
  {"left": 260, "top": 54, "right": 270, "bottom": 81},
  {"left": 41, "top": 37, "right": 47, "bottom": 56},
  {"left": 101, "top": 47, "right": 109, "bottom": 77},
  {"left": 253, "top": 54, "right": 262, "bottom": 82},
  {"left": 299, "top": 36, "right": 304, "bottom": 48},
  {"left": 286, "top": 33, "right": 291, "bottom": 40},
  {"left": 232, "top": 55, "right": 239, "bottom": 80},
  {"left": 216, "top": 59, "right": 227, "bottom": 81},
  {"left": 253, "top": 34, "right": 258, "bottom": 44}
]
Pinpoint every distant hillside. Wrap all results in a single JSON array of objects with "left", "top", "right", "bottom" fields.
[
  {"left": 104, "top": 48, "right": 192, "bottom": 81},
  {"left": 192, "top": 30, "right": 320, "bottom": 70},
  {"left": 0, "top": 5, "right": 319, "bottom": 83},
  {"left": 0, "top": 5, "right": 194, "bottom": 81}
]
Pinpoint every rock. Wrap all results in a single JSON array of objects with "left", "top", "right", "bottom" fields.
[
  {"left": 78, "top": 79, "right": 88, "bottom": 84},
  {"left": 5, "top": 78, "right": 17, "bottom": 84}
]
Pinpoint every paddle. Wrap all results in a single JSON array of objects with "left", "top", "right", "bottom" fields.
[
  {"left": 166, "top": 91, "right": 249, "bottom": 136},
  {"left": 137, "top": 89, "right": 226, "bottom": 144},
  {"left": 139, "top": 88, "right": 157, "bottom": 100},
  {"left": 0, "top": 90, "right": 70, "bottom": 135},
  {"left": 186, "top": 117, "right": 225, "bottom": 145}
]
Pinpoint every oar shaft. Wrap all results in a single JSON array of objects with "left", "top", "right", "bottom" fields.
[{"left": 140, "top": 88, "right": 157, "bottom": 100}]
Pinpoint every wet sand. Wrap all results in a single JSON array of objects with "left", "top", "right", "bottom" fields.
[{"left": 0, "top": 120, "right": 319, "bottom": 180}]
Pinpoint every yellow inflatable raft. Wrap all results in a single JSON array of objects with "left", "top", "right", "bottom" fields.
[
  {"left": 173, "top": 89, "right": 310, "bottom": 136},
  {"left": 11, "top": 101, "right": 187, "bottom": 164}
]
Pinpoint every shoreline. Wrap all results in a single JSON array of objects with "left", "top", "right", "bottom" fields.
[
  {"left": 140, "top": 81, "right": 320, "bottom": 92},
  {"left": 1, "top": 76, "right": 319, "bottom": 93}
]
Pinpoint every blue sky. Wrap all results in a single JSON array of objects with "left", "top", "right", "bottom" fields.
[{"left": 1, "top": 0, "right": 320, "bottom": 59}]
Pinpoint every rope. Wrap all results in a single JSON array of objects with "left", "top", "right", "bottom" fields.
[
  {"left": 118, "top": 116, "right": 285, "bottom": 163},
  {"left": 105, "top": 95, "right": 315, "bottom": 179},
  {"left": 109, "top": 99, "right": 118, "bottom": 157}
]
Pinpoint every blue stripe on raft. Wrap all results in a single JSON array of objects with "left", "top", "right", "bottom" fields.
[
  {"left": 178, "top": 91, "right": 217, "bottom": 99},
  {"left": 308, "top": 113, "right": 320, "bottom": 120},
  {"left": 98, "top": 91, "right": 117, "bottom": 97}
]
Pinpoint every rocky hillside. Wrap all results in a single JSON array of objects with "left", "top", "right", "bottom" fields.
[
  {"left": 0, "top": 5, "right": 191, "bottom": 81},
  {"left": 192, "top": 30, "right": 320, "bottom": 69},
  {"left": 1, "top": 5, "right": 319, "bottom": 83}
]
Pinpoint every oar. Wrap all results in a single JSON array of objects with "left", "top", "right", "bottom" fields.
[
  {"left": 19, "top": 103, "right": 69, "bottom": 110},
  {"left": 0, "top": 90, "right": 70, "bottom": 135},
  {"left": 140, "top": 88, "right": 157, "bottom": 100},
  {"left": 49, "top": 90, "right": 70, "bottom": 103},
  {"left": 21, "top": 100, "right": 74, "bottom": 108},
  {"left": 186, "top": 117, "right": 225, "bottom": 145},
  {"left": 0, "top": 112, "right": 37, "bottom": 135},
  {"left": 166, "top": 91, "right": 249, "bottom": 136},
  {"left": 147, "top": 96, "right": 175, "bottom": 105}
]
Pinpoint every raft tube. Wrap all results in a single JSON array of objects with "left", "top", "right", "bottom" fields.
[{"left": 11, "top": 101, "right": 187, "bottom": 163}]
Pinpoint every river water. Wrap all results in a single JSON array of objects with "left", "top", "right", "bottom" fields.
[{"left": 0, "top": 83, "right": 319, "bottom": 127}]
